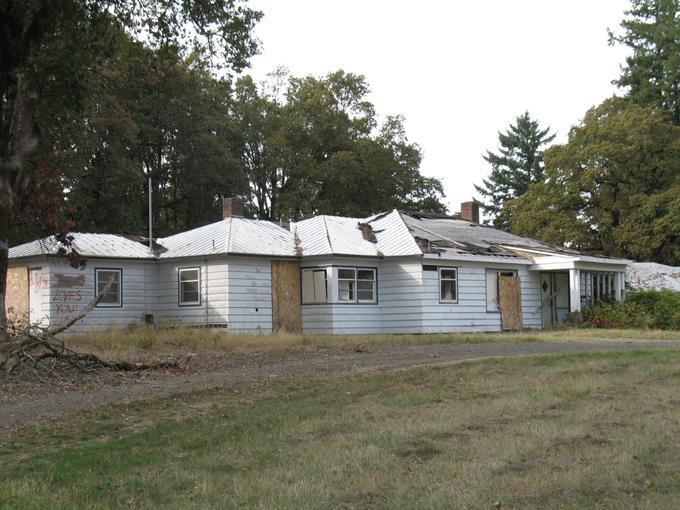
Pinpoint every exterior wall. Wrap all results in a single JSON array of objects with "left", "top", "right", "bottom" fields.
[
  {"left": 379, "top": 259, "right": 424, "bottom": 333},
  {"left": 153, "top": 257, "right": 228, "bottom": 327},
  {"left": 301, "top": 257, "right": 383, "bottom": 334},
  {"left": 226, "top": 257, "right": 273, "bottom": 332},
  {"left": 421, "top": 262, "right": 542, "bottom": 333},
  {"left": 47, "top": 258, "right": 153, "bottom": 333},
  {"left": 300, "top": 257, "right": 543, "bottom": 334}
]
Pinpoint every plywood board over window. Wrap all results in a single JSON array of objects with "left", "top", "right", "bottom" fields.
[
  {"left": 271, "top": 260, "right": 302, "bottom": 333},
  {"left": 5, "top": 266, "right": 29, "bottom": 323},
  {"left": 499, "top": 275, "right": 522, "bottom": 331}
]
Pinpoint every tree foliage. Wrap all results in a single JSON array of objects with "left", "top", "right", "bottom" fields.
[
  {"left": 0, "top": 0, "right": 262, "bottom": 336},
  {"left": 474, "top": 112, "right": 555, "bottom": 230},
  {"left": 609, "top": 0, "right": 680, "bottom": 124},
  {"left": 508, "top": 99, "right": 680, "bottom": 265},
  {"left": 232, "top": 70, "right": 446, "bottom": 220}
]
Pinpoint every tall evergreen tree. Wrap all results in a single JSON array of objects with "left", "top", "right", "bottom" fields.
[
  {"left": 474, "top": 112, "right": 555, "bottom": 230},
  {"left": 609, "top": 0, "right": 680, "bottom": 124}
]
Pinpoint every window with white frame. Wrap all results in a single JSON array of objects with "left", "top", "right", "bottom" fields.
[
  {"left": 178, "top": 267, "right": 201, "bottom": 306},
  {"left": 95, "top": 268, "right": 122, "bottom": 307},
  {"left": 337, "top": 267, "right": 377, "bottom": 303},
  {"left": 486, "top": 269, "right": 516, "bottom": 311},
  {"left": 337, "top": 268, "right": 356, "bottom": 302},
  {"left": 302, "top": 268, "right": 328, "bottom": 304},
  {"left": 439, "top": 267, "right": 458, "bottom": 302}
]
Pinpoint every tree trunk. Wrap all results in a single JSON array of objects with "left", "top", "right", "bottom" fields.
[
  {"left": 0, "top": 238, "right": 8, "bottom": 342},
  {"left": 0, "top": 75, "right": 41, "bottom": 341}
]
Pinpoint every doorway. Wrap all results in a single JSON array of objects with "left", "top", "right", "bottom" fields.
[{"left": 540, "top": 272, "right": 570, "bottom": 328}]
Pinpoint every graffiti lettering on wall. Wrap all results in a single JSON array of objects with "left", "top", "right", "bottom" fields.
[
  {"left": 29, "top": 270, "right": 48, "bottom": 294},
  {"left": 52, "top": 273, "right": 85, "bottom": 315}
]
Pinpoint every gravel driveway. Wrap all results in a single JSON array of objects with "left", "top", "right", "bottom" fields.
[{"left": 1, "top": 339, "right": 679, "bottom": 439}]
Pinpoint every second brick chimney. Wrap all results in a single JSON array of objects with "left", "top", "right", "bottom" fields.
[
  {"left": 222, "top": 197, "right": 244, "bottom": 218},
  {"left": 460, "top": 201, "right": 480, "bottom": 223}
]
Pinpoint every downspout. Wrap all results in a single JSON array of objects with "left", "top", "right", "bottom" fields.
[{"left": 204, "top": 258, "right": 209, "bottom": 326}]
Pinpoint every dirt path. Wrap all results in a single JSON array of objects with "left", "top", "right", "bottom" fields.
[{"left": 1, "top": 340, "right": 679, "bottom": 439}]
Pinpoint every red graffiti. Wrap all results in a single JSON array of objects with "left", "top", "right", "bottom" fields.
[
  {"left": 52, "top": 289, "right": 82, "bottom": 302},
  {"left": 56, "top": 303, "right": 77, "bottom": 314},
  {"left": 30, "top": 271, "right": 48, "bottom": 293}
]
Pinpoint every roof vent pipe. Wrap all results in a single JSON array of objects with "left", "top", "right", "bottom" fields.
[{"left": 222, "top": 197, "right": 244, "bottom": 219}]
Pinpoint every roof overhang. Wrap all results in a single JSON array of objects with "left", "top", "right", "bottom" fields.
[
  {"left": 422, "top": 252, "right": 533, "bottom": 265},
  {"left": 529, "top": 255, "right": 630, "bottom": 272}
]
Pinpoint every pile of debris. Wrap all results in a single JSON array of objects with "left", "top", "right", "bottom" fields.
[{"left": 626, "top": 262, "right": 680, "bottom": 292}]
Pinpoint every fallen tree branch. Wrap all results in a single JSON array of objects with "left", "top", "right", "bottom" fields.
[{"left": 1, "top": 276, "right": 184, "bottom": 374}]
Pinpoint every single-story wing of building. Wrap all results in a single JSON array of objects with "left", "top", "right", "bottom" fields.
[{"left": 5, "top": 199, "right": 630, "bottom": 334}]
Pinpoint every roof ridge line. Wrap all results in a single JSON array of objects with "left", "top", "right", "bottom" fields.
[{"left": 322, "top": 216, "right": 334, "bottom": 254}]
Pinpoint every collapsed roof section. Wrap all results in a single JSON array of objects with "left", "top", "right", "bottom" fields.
[{"left": 398, "top": 212, "right": 581, "bottom": 260}]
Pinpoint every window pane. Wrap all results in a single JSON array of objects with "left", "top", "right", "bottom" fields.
[
  {"left": 357, "top": 269, "right": 375, "bottom": 281},
  {"left": 357, "top": 281, "right": 374, "bottom": 291},
  {"left": 180, "top": 269, "right": 199, "bottom": 282},
  {"left": 313, "top": 270, "right": 327, "bottom": 302},
  {"left": 97, "top": 270, "right": 120, "bottom": 305},
  {"left": 338, "top": 279, "right": 354, "bottom": 301},
  {"left": 338, "top": 268, "right": 355, "bottom": 279},
  {"left": 358, "top": 280, "right": 375, "bottom": 301},
  {"left": 440, "top": 268, "right": 456, "bottom": 280},
  {"left": 301, "top": 270, "right": 314, "bottom": 303},
  {"left": 182, "top": 289, "right": 199, "bottom": 303},
  {"left": 486, "top": 270, "right": 499, "bottom": 311},
  {"left": 302, "top": 269, "right": 327, "bottom": 304},
  {"left": 440, "top": 280, "right": 456, "bottom": 301}
]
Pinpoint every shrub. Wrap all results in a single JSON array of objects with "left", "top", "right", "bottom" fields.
[{"left": 579, "top": 290, "right": 680, "bottom": 330}]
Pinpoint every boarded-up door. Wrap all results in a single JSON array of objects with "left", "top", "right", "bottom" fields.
[
  {"left": 5, "top": 266, "right": 29, "bottom": 325},
  {"left": 271, "top": 260, "right": 302, "bottom": 333},
  {"left": 499, "top": 275, "right": 522, "bottom": 331}
]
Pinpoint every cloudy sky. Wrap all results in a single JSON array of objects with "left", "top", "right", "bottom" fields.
[{"left": 243, "top": 0, "right": 631, "bottom": 213}]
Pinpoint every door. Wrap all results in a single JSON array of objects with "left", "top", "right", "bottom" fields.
[
  {"left": 29, "top": 267, "right": 47, "bottom": 326},
  {"left": 499, "top": 275, "right": 522, "bottom": 331},
  {"left": 271, "top": 260, "right": 302, "bottom": 333},
  {"left": 540, "top": 272, "right": 570, "bottom": 328}
]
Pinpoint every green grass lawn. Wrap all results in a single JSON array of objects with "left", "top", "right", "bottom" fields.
[{"left": 2, "top": 349, "right": 680, "bottom": 509}]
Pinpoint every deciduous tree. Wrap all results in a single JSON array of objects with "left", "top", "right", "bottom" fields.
[{"left": 508, "top": 99, "right": 680, "bottom": 264}]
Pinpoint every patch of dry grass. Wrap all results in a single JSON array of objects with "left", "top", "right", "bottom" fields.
[
  {"left": 64, "top": 325, "right": 680, "bottom": 358},
  {"left": 1, "top": 350, "right": 679, "bottom": 508}
]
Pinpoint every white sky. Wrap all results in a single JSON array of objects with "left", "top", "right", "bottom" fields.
[{"left": 242, "top": 0, "right": 631, "bottom": 214}]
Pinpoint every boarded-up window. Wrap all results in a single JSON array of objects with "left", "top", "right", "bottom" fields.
[
  {"left": 302, "top": 269, "right": 328, "bottom": 304},
  {"left": 95, "top": 269, "right": 122, "bottom": 307}
]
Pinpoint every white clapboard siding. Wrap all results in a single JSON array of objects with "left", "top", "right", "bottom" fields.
[
  {"left": 226, "top": 257, "right": 273, "bottom": 332},
  {"left": 152, "top": 257, "right": 229, "bottom": 326},
  {"left": 379, "top": 259, "right": 424, "bottom": 333},
  {"left": 47, "top": 258, "right": 154, "bottom": 333}
]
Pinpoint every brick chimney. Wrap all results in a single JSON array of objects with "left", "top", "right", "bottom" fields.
[
  {"left": 460, "top": 201, "right": 480, "bottom": 223},
  {"left": 222, "top": 197, "right": 244, "bottom": 218}
]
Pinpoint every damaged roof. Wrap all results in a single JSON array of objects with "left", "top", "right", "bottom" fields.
[
  {"left": 293, "top": 209, "right": 421, "bottom": 257},
  {"left": 9, "top": 217, "right": 296, "bottom": 260},
  {"left": 8, "top": 233, "right": 157, "bottom": 259},
  {"left": 156, "top": 217, "right": 296, "bottom": 258},
  {"left": 399, "top": 212, "right": 580, "bottom": 259},
  {"left": 9, "top": 209, "right": 617, "bottom": 263}
]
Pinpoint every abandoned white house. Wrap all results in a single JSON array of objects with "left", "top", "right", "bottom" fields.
[{"left": 5, "top": 199, "right": 629, "bottom": 334}]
